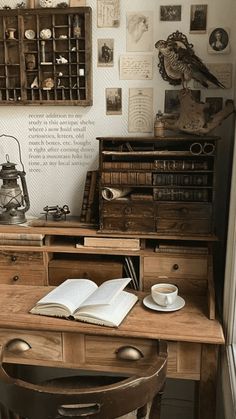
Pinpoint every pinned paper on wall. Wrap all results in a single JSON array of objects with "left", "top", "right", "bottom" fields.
[
  {"left": 97, "top": 0, "right": 120, "bottom": 28},
  {"left": 128, "top": 88, "right": 153, "bottom": 133}
]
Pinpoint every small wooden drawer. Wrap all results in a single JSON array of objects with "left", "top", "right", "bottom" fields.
[
  {"left": 143, "top": 255, "right": 208, "bottom": 279},
  {"left": 101, "top": 216, "right": 155, "bottom": 233},
  {"left": 155, "top": 218, "right": 211, "bottom": 234},
  {"left": 0, "top": 251, "right": 44, "bottom": 266},
  {"left": 85, "top": 335, "right": 158, "bottom": 374},
  {"left": 156, "top": 203, "right": 212, "bottom": 219},
  {"left": 102, "top": 201, "right": 154, "bottom": 217},
  {"left": 0, "top": 269, "right": 47, "bottom": 285},
  {"left": 0, "top": 329, "right": 62, "bottom": 364}
]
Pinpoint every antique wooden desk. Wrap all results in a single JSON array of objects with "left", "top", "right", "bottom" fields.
[{"left": 0, "top": 284, "right": 224, "bottom": 419}]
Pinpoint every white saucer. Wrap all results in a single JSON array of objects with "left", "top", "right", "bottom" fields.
[{"left": 143, "top": 294, "right": 185, "bottom": 312}]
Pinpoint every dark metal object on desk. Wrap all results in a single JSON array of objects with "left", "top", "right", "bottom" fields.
[
  {"left": 42, "top": 205, "right": 70, "bottom": 221},
  {"left": 0, "top": 135, "right": 30, "bottom": 224}
]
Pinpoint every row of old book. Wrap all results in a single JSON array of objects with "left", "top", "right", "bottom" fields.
[
  {"left": 0, "top": 233, "right": 45, "bottom": 246},
  {"left": 102, "top": 160, "right": 209, "bottom": 170},
  {"left": 101, "top": 172, "right": 210, "bottom": 187}
]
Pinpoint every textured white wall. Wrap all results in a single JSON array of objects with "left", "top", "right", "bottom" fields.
[{"left": 0, "top": 0, "right": 234, "bottom": 217}]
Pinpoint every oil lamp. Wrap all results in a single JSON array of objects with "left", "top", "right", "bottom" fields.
[{"left": 0, "top": 135, "right": 30, "bottom": 224}]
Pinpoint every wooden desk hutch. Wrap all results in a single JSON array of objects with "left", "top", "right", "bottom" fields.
[{"left": 0, "top": 133, "right": 224, "bottom": 419}]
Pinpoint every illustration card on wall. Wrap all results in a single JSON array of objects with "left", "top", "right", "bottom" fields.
[
  {"left": 106, "top": 88, "right": 122, "bottom": 115},
  {"left": 128, "top": 88, "right": 153, "bottom": 132},
  {"left": 208, "top": 27, "right": 230, "bottom": 54},
  {"left": 70, "top": 0, "right": 86, "bottom": 5},
  {"left": 126, "top": 11, "right": 153, "bottom": 52},
  {"left": 97, "top": 0, "right": 120, "bottom": 28},
  {"left": 120, "top": 55, "right": 153, "bottom": 80},
  {"left": 98, "top": 39, "right": 114, "bottom": 67},
  {"left": 194, "top": 63, "right": 232, "bottom": 89},
  {"left": 160, "top": 5, "right": 181, "bottom": 21},
  {"left": 190, "top": 4, "right": 207, "bottom": 33}
]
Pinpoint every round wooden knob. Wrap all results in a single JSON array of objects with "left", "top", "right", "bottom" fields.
[
  {"left": 12, "top": 275, "right": 19, "bottom": 282},
  {"left": 11, "top": 255, "right": 17, "bottom": 262},
  {"left": 173, "top": 264, "right": 179, "bottom": 271}
]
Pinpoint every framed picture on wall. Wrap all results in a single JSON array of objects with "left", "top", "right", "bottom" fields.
[
  {"left": 97, "top": 39, "right": 114, "bottom": 67},
  {"left": 190, "top": 4, "right": 207, "bottom": 33},
  {"left": 106, "top": 88, "right": 122, "bottom": 115},
  {"left": 205, "top": 97, "right": 223, "bottom": 116},
  {"left": 208, "top": 27, "right": 230, "bottom": 54},
  {"left": 164, "top": 89, "right": 200, "bottom": 114},
  {"left": 160, "top": 5, "right": 181, "bottom": 21}
]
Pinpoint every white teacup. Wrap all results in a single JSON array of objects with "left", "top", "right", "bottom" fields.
[{"left": 151, "top": 283, "right": 178, "bottom": 307}]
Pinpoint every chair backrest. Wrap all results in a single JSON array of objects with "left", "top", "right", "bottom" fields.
[{"left": 0, "top": 338, "right": 167, "bottom": 419}]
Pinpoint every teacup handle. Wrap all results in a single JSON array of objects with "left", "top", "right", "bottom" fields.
[{"left": 165, "top": 295, "right": 173, "bottom": 306}]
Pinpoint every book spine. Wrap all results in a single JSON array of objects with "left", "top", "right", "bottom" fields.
[
  {"left": 153, "top": 160, "right": 209, "bottom": 171},
  {"left": 153, "top": 174, "right": 208, "bottom": 186},
  {"left": 102, "top": 172, "right": 152, "bottom": 186},
  {"left": 0, "top": 239, "right": 43, "bottom": 246},
  {"left": 0, "top": 233, "right": 44, "bottom": 240},
  {"left": 153, "top": 188, "right": 209, "bottom": 201},
  {"left": 155, "top": 247, "right": 208, "bottom": 254}
]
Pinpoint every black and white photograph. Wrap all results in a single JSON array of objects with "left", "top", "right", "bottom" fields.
[
  {"left": 205, "top": 97, "right": 223, "bottom": 116},
  {"left": 160, "top": 5, "right": 181, "bottom": 21},
  {"left": 190, "top": 4, "right": 207, "bottom": 33},
  {"left": 106, "top": 88, "right": 122, "bottom": 115},
  {"left": 208, "top": 27, "right": 230, "bottom": 54},
  {"left": 164, "top": 89, "right": 200, "bottom": 114},
  {"left": 97, "top": 39, "right": 114, "bottom": 67}
]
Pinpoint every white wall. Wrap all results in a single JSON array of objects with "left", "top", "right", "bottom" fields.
[{"left": 0, "top": 0, "right": 234, "bottom": 217}]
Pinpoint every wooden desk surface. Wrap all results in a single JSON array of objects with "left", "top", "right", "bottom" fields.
[{"left": 0, "top": 285, "right": 224, "bottom": 345}]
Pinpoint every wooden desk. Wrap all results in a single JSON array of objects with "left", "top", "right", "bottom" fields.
[{"left": 0, "top": 285, "right": 224, "bottom": 419}]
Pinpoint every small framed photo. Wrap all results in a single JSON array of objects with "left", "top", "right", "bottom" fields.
[
  {"left": 208, "top": 27, "right": 230, "bottom": 54},
  {"left": 190, "top": 4, "right": 207, "bottom": 33},
  {"left": 160, "top": 5, "right": 181, "bottom": 21},
  {"left": 106, "top": 88, "right": 122, "bottom": 115},
  {"left": 164, "top": 89, "right": 200, "bottom": 114},
  {"left": 205, "top": 97, "right": 223, "bottom": 116},
  {"left": 97, "top": 39, "right": 114, "bottom": 67}
]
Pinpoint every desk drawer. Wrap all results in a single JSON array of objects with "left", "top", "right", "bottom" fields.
[
  {"left": 0, "top": 330, "right": 62, "bottom": 364},
  {"left": 85, "top": 335, "right": 159, "bottom": 374},
  {"left": 0, "top": 251, "right": 44, "bottom": 266},
  {"left": 0, "top": 269, "right": 47, "bottom": 285},
  {"left": 143, "top": 255, "right": 208, "bottom": 279}
]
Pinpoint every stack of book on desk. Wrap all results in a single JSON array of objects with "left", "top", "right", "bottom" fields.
[
  {"left": 0, "top": 233, "right": 45, "bottom": 246},
  {"left": 79, "top": 236, "right": 140, "bottom": 251}
]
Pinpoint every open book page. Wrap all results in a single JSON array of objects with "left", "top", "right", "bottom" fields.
[
  {"left": 30, "top": 279, "right": 97, "bottom": 316},
  {"left": 79, "top": 277, "right": 132, "bottom": 308},
  {"left": 75, "top": 290, "right": 138, "bottom": 327}
]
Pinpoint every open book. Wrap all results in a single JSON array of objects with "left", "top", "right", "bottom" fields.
[{"left": 30, "top": 277, "right": 138, "bottom": 328}]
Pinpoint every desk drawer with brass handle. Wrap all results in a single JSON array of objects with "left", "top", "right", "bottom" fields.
[{"left": 0, "top": 330, "right": 62, "bottom": 364}]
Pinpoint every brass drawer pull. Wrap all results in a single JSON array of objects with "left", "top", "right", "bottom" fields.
[
  {"left": 12, "top": 275, "right": 20, "bottom": 282},
  {"left": 173, "top": 264, "right": 179, "bottom": 271},
  {"left": 11, "top": 255, "right": 17, "bottom": 262},
  {"left": 6, "top": 339, "right": 31, "bottom": 354},
  {"left": 116, "top": 346, "right": 144, "bottom": 361}
]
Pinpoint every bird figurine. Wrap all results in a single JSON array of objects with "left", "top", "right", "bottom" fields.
[{"left": 155, "top": 31, "right": 224, "bottom": 89}]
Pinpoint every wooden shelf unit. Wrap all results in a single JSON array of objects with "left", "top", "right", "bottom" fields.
[
  {"left": 97, "top": 134, "right": 219, "bottom": 236},
  {"left": 0, "top": 7, "right": 92, "bottom": 105}
]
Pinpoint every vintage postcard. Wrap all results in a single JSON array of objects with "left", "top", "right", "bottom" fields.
[
  {"left": 106, "top": 88, "right": 122, "bottom": 115},
  {"left": 126, "top": 11, "right": 153, "bottom": 52},
  {"left": 190, "top": 4, "right": 207, "bottom": 33},
  {"left": 205, "top": 97, "right": 223, "bottom": 116},
  {"left": 98, "top": 39, "right": 114, "bottom": 67},
  {"left": 164, "top": 90, "right": 200, "bottom": 114},
  {"left": 120, "top": 55, "right": 153, "bottom": 80},
  {"left": 128, "top": 88, "right": 153, "bottom": 132},
  {"left": 97, "top": 0, "right": 120, "bottom": 28},
  {"left": 208, "top": 27, "right": 230, "bottom": 54},
  {"left": 194, "top": 63, "right": 232, "bottom": 89},
  {"left": 160, "top": 5, "right": 181, "bottom": 21}
]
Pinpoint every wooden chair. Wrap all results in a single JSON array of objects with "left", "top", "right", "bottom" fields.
[{"left": 0, "top": 339, "right": 167, "bottom": 419}]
